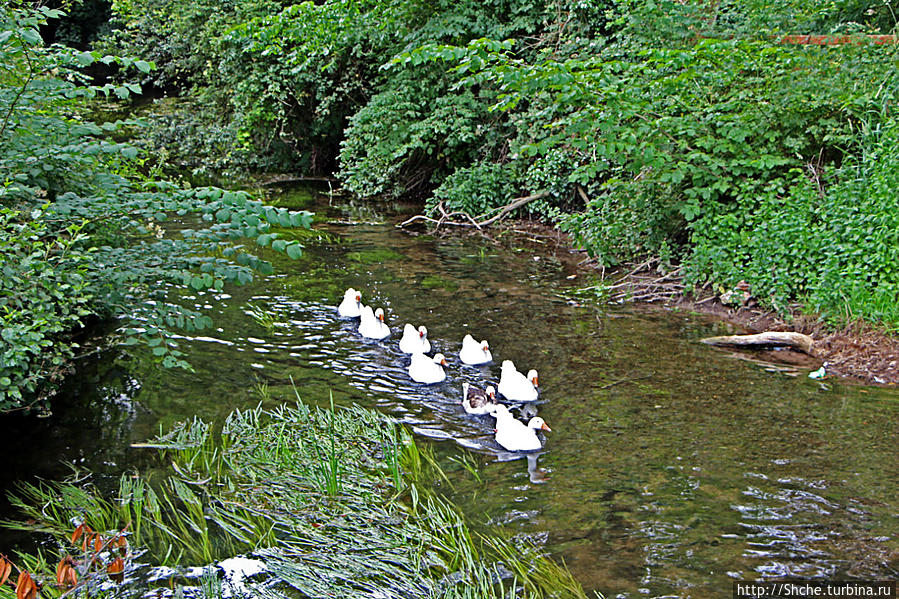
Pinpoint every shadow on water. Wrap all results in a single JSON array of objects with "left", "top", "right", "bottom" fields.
[{"left": 4, "top": 185, "right": 899, "bottom": 597}]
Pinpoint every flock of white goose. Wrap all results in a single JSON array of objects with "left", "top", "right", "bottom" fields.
[{"left": 338, "top": 287, "right": 552, "bottom": 452}]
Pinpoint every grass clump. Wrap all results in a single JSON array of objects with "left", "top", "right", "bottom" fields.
[{"left": 4, "top": 394, "right": 589, "bottom": 598}]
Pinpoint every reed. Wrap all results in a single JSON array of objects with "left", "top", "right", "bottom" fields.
[{"left": 4, "top": 392, "right": 590, "bottom": 598}]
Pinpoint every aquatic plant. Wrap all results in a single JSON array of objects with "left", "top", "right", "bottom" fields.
[{"left": 5, "top": 398, "right": 589, "bottom": 598}]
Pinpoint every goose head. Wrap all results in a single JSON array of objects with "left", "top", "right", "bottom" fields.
[
  {"left": 527, "top": 369, "right": 539, "bottom": 387},
  {"left": 433, "top": 353, "right": 448, "bottom": 366},
  {"left": 485, "top": 385, "right": 496, "bottom": 400},
  {"left": 374, "top": 308, "right": 385, "bottom": 322},
  {"left": 480, "top": 340, "right": 490, "bottom": 352},
  {"left": 528, "top": 416, "right": 551, "bottom": 432},
  {"left": 419, "top": 325, "right": 428, "bottom": 338}
]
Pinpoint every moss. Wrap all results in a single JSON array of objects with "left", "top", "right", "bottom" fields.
[
  {"left": 420, "top": 274, "right": 459, "bottom": 291},
  {"left": 345, "top": 248, "right": 404, "bottom": 263}
]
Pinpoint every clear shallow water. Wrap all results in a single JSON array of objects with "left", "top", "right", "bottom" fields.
[{"left": 5, "top": 187, "right": 898, "bottom": 597}]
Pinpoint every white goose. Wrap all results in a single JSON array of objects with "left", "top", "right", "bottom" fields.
[
  {"left": 337, "top": 288, "right": 362, "bottom": 318},
  {"left": 358, "top": 306, "right": 390, "bottom": 339},
  {"left": 461, "top": 383, "right": 497, "bottom": 415},
  {"left": 399, "top": 324, "right": 431, "bottom": 354},
  {"left": 408, "top": 352, "right": 448, "bottom": 384},
  {"left": 492, "top": 404, "right": 551, "bottom": 452},
  {"left": 497, "top": 360, "right": 539, "bottom": 402},
  {"left": 459, "top": 334, "right": 492, "bottom": 365}
]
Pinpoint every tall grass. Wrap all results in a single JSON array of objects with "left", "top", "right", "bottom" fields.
[{"left": 4, "top": 393, "right": 590, "bottom": 598}]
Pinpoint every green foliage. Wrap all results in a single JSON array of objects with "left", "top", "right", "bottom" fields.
[
  {"left": 401, "top": 1, "right": 899, "bottom": 324},
  {"left": 428, "top": 160, "right": 519, "bottom": 216},
  {"left": 0, "top": 4, "right": 312, "bottom": 411},
  {"left": 688, "top": 118, "right": 899, "bottom": 328},
  {"left": 340, "top": 67, "right": 497, "bottom": 200},
  {"left": 100, "top": 0, "right": 899, "bottom": 328}
]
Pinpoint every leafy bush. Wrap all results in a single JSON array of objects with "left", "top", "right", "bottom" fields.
[
  {"left": 687, "top": 117, "right": 899, "bottom": 327},
  {"left": 340, "top": 67, "right": 495, "bottom": 200},
  {"left": 0, "top": 5, "right": 312, "bottom": 412},
  {"left": 428, "top": 160, "right": 519, "bottom": 216}
]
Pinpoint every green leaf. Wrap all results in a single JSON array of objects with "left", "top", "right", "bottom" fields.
[
  {"left": 75, "top": 51, "right": 95, "bottom": 66},
  {"left": 286, "top": 243, "right": 303, "bottom": 259},
  {"left": 135, "top": 60, "right": 152, "bottom": 73},
  {"left": 20, "top": 28, "right": 41, "bottom": 45}
]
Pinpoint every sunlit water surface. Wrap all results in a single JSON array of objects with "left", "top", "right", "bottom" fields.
[{"left": 6, "top": 188, "right": 898, "bottom": 598}]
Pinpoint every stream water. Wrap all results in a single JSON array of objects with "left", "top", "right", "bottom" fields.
[{"left": 5, "top": 186, "right": 898, "bottom": 598}]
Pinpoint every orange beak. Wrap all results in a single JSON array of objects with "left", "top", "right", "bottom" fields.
[
  {"left": 440, "top": 358, "right": 448, "bottom": 366},
  {"left": 355, "top": 293, "right": 361, "bottom": 302},
  {"left": 541, "top": 423, "right": 552, "bottom": 432},
  {"left": 534, "top": 376, "right": 539, "bottom": 387},
  {"left": 419, "top": 330, "right": 425, "bottom": 337},
  {"left": 378, "top": 313, "right": 384, "bottom": 322}
]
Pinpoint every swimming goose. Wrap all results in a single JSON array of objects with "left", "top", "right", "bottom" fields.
[
  {"left": 399, "top": 324, "right": 431, "bottom": 354},
  {"left": 497, "top": 360, "right": 539, "bottom": 402},
  {"left": 492, "top": 404, "right": 551, "bottom": 452},
  {"left": 459, "top": 334, "right": 492, "bottom": 365},
  {"left": 337, "top": 288, "right": 362, "bottom": 318},
  {"left": 461, "top": 383, "right": 497, "bottom": 415},
  {"left": 408, "top": 352, "right": 448, "bottom": 384},
  {"left": 358, "top": 306, "right": 390, "bottom": 339}
]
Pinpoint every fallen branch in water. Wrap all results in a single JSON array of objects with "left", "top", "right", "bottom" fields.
[
  {"left": 397, "top": 191, "right": 550, "bottom": 229},
  {"left": 701, "top": 331, "right": 815, "bottom": 355}
]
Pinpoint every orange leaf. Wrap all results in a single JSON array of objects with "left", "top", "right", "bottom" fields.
[
  {"left": 56, "top": 556, "right": 77, "bottom": 588},
  {"left": 94, "top": 534, "right": 103, "bottom": 553},
  {"left": 106, "top": 557, "right": 124, "bottom": 584},
  {"left": 71, "top": 523, "right": 84, "bottom": 545},
  {"left": 114, "top": 536, "right": 129, "bottom": 557},
  {"left": 0, "top": 556, "right": 12, "bottom": 587},
  {"left": 15, "top": 572, "right": 38, "bottom": 599},
  {"left": 63, "top": 564, "right": 77, "bottom": 587}
]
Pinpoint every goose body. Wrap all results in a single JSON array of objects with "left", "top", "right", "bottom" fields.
[
  {"left": 399, "top": 324, "right": 431, "bottom": 354},
  {"left": 459, "top": 334, "right": 492, "bottom": 365},
  {"left": 497, "top": 360, "right": 539, "bottom": 402},
  {"left": 358, "top": 306, "right": 390, "bottom": 339},
  {"left": 492, "top": 404, "right": 551, "bottom": 452},
  {"left": 408, "top": 353, "right": 448, "bottom": 384},
  {"left": 337, "top": 288, "right": 362, "bottom": 318},
  {"left": 461, "top": 382, "right": 497, "bottom": 415}
]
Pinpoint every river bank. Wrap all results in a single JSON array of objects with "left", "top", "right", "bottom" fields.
[{"left": 404, "top": 218, "right": 899, "bottom": 386}]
